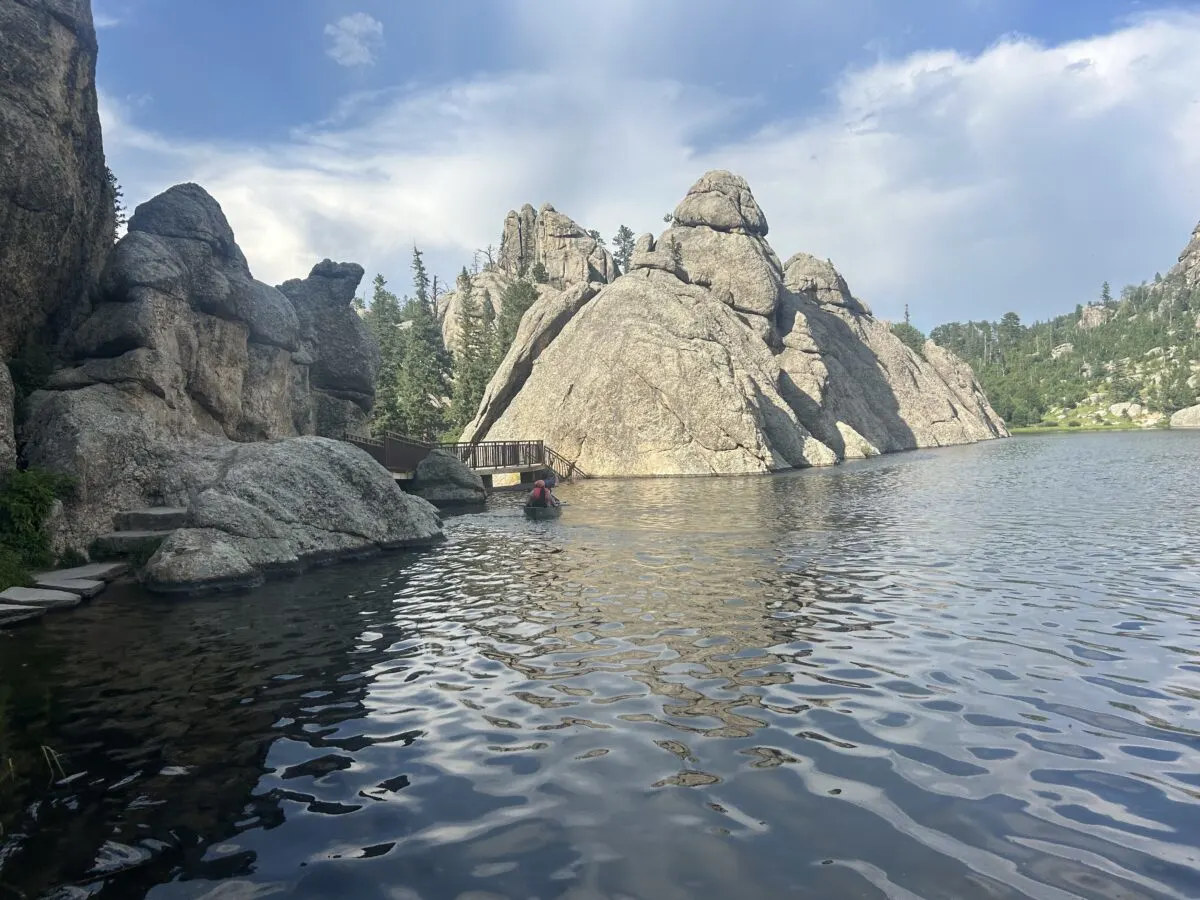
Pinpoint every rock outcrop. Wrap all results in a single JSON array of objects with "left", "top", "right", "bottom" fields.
[
  {"left": 1170, "top": 404, "right": 1200, "bottom": 428},
  {"left": 409, "top": 450, "right": 487, "bottom": 507},
  {"left": 21, "top": 183, "right": 439, "bottom": 580},
  {"left": 1077, "top": 304, "right": 1111, "bottom": 331},
  {"left": 464, "top": 171, "right": 1007, "bottom": 475},
  {"left": 438, "top": 203, "right": 617, "bottom": 353},
  {"left": 1169, "top": 220, "right": 1200, "bottom": 289},
  {"left": 0, "top": 0, "right": 113, "bottom": 360},
  {"left": 141, "top": 437, "right": 443, "bottom": 593}
]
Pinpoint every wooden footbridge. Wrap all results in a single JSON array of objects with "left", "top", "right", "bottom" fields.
[{"left": 344, "top": 432, "right": 585, "bottom": 488}]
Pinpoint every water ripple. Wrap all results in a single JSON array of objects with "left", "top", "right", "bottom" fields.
[{"left": 1, "top": 431, "right": 1199, "bottom": 899}]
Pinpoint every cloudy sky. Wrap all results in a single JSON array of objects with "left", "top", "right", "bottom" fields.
[{"left": 95, "top": 0, "right": 1200, "bottom": 330}]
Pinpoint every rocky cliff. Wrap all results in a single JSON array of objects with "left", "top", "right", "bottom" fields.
[
  {"left": 437, "top": 203, "right": 616, "bottom": 353},
  {"left": 0, "top": 0, "right": 113, "bottom": 470},
  {"left": 1169, "top": 220, "right": 1200, "bottom": 289},
  {"left": 464, "top": 171, "right": 1007, "bottom": 475},
  {"left": 21, "top": 183, "right": 441, "bottom": 586}
]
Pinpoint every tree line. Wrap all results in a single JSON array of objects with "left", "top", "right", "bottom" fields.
[{"left": 911, "top": 274, "right": 1200, "bottom": 426}]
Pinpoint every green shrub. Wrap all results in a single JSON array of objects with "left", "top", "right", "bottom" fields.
[
  {"left": 1066, "top": 420, "right": 1082, "bottom": 428},
  {"left": 0, "top": 469, "right": 77, "bottom": 589}
]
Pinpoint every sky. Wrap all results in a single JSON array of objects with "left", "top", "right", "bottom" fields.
[{"left": 94, "top": 0, "right": 1200, "bottom": 330}]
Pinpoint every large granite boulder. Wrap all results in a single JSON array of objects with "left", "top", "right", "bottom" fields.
[
  {"left": 467, "top": 171, "right": 1008, "bottom": 476},
  {"left": 142, "top": 437, "right": 443, "bottom": 593},
  {"left": 1170, "top": 404, "right": 1200, "bottom": 428},
  {"left": 410, "top": 450, "right": 487, "bottom": 507},
  {"left": 22, "top": 183, "right": 405, "bottom": 560},
  {"left": 477, "top": 267, "right": 836, "bottom": 476},
  {"left": 0, "top": 0, "right": 113, "bottom": 360},
  {"left": 464, "top": 282, "right": 600, "bottom": 442}
]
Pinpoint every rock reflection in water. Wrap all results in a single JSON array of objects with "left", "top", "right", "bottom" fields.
[{"left": 1, "top": 432, "right": 1199, "bottom": 900}]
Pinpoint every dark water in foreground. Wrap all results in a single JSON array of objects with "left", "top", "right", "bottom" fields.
[{"left": 2, "top": 432, "right": 1200, "bottom": 899}]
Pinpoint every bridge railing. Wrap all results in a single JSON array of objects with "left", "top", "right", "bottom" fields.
[
  {"left": 345, "top": 432, "right": 434, "bottom": 473},
  {"left": 436, "top": 440, "right": 545, "bottom": 472}
]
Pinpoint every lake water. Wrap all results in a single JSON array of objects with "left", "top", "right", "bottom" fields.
[{"left": 2, "top": 431, "right": 1199, "bottom": 899}]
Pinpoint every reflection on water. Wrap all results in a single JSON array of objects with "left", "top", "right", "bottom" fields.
[{"left": 2, "top": 431, "right": 1199, "bottom": 899}]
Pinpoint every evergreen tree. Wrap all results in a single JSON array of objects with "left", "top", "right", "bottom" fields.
[
  {"left": 393, "top": 294, "right": 451, "bottom": 441},
  {"left": 612, "top": 225, "right": 635, "bottom": 273},
  {"left": 588, "top": 229, "right": 606, "bottom": 247},
  {"left": 411, "top": 245, "right": 432, "bottom": 311},
  {"left": 364, "top": 275, "right": 405, "bottom": 435},
  {"left": 449, "top": 268, "right": 494, "bottom": 431},
  {"left": 496, "top": 277, "right": 539, "bottom": 357},
  {"left": 106, "top": 167, "right": 126, "bottom": 242},
  {"left": 530, "top": 261, "right": 549, "bottom": 284},
  {"left": 1101, "top": 281, "right": 1113, "bottom": 305}
]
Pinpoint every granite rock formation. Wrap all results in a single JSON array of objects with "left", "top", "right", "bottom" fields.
[
  {"left": 22, "top": 183, "right": 440, "bottom": 578},
  {"left": 1169, "top": 220, "right": 1200, "bottom": 289},
  {"left": 437, "top": 203, "right": 616, "bottom": 354},
  {"left": 0, "top": 0, "right": 114, "bottom": 472},
  {"left": 464, "top": 171, "right": 1007, "bottom": 475},
  {"left": 1170, "top": 404, "right": 1200, "bottom": 428}
]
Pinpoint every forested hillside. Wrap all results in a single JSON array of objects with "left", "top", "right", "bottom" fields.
[{"left": 917, "top": 232, "right": 1200, "bottom": 428}]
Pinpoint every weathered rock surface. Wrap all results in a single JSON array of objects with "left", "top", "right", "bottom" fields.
[
  {"left": 0, "top": 363, "right": 14, "bottom": 472},
  {"left": 0, "top": 0, "right": 113, "bottom": 359},
  {"left": 468, "top": 171, "right": 1007, "bottom": 475},
  {"left": 142, "top": 437, "right": 442, "bottom": 593},
  {"left": 1170, "top": 404, "right": 1200, "bottom": 428},
  {"left": 1077, "top": 304, "right": 1112, "bottom": 331},
  {"left": 20, "top": 183, "right": 419, "bottom": 571},
  {"left": 1169, "top": 220, "right": 1200, "bottom": 289},
  {"left": 464, "top": 282, "right": 600, "bottom": 442},
  {"left": 439, "top": 203, "right": 617, "bottom": 354},
  {"left": 410, "top": 449, "right": 487, "bottom": 507}
]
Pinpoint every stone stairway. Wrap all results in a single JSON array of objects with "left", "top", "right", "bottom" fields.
[
  {"left": 0, "top": 562, "right": 129, "bottom": 627},
  {"left": 92, "top": 507, "right": 188, "bottom": 561},
  {"left": 0, "top": 507, "right": 187, "bottom": 629}
]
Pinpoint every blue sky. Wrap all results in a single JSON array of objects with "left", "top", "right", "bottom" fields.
[{"left": 96, "top": 0, "right": 1200, "bottom": 329}]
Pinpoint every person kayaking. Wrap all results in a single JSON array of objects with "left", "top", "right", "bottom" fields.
[{"left": 526, "top": 479, "right": 559, "bottom": 508}]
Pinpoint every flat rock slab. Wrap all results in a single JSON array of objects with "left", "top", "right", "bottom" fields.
[
  {"left": 32, "top": 575, "right": 105, "bottom": 598},
  {"left": 0, "top": 587, "right": 82, "bottom": 610},
  {"left": 114, "top": 507, "right": 189, "bottom": 531},
  {"left": 35, "top": 562, "right": 129, "bottom": 582},
  {"left": 0, "top": 603, "right": 49, "bottom": 624}
]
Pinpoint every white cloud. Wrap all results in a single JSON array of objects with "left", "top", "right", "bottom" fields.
[
  {"left": 324, "top": 13, "right": 384, "bottom": 68},
  {"left": 101, "top": 12, "right": 1200, "bottom": 325},
  {"left": 93, "top": 8, "right": 120, "bottom": 29}
]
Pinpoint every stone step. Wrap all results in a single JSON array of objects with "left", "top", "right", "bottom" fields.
[
  {"left": 0, "top": 603, "right": 48, "bottom": 625},
  {"left": 33, "top": 561, "right": 129, "bottom": 583},
  {"left": 0, "top": 587, "right": 82, "bottom": 610},
  {"left": 92, "top": 530, "right": 173, "bottom": 559},
  {"left": 31, "top": 575, "right": 105, "bottom": 598},
  {"left": 114, "top": 507, "right": 189, "bottom": 532}
]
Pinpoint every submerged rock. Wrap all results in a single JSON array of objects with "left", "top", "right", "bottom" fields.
[
  {"left": 142, "top": 437, "right": 442, "bottom": 593},
  {"left": 410, "top": 449, "right": 487, "bottom": 507},
  {"left": 467, "top": 170, "right": 1007, "bottom": 475}
]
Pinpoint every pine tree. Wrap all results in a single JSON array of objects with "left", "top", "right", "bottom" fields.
[
  {"left": 587, "top": 229, "right": 606, "bottom": 247},
  {"left": 530, "top": 261, "right": 549, "bottom": 284},
  {"left": 449, "top": 268, "right": 493, "bottom": 431},
  {"left": 1101, "top": 281, "right": 1113, "bottom": 305},
  {"left": 411, "top": 245, "right": 432, "bottom": 311},
  {"left": 612, "top": 225, "right": 635, "bottom": 273},
  {"left": 364, "top": 275, "right": 405, "bottom": 435},
  {"left": 106, "top": 167, "right": 126, "bottom": 242},
  {"left": 393, "top": 294, "right": 451, "bottom": 441},
  {"left": 496, "top": 277, "right": 539, "bottom": 357}
]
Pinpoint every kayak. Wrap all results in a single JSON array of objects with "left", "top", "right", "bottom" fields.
[{"left": 523, "top": 504, "right": 563, "bottom": 520}]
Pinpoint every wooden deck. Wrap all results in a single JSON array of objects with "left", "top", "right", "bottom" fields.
[{"left": 343, "top": 433, "right": 587, "bottom": 483}]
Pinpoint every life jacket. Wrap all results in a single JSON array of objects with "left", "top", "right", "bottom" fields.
[{"left": 530, "top": 485, "right": 549, "bottom": 506}]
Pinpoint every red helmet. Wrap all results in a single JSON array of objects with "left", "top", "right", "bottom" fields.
[{"left": 534, "top": 480, "right": 546, "bottom": 487}]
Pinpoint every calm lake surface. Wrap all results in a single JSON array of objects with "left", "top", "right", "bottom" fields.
[{"left": 2, "top": 431, "right": 1199, "bottom": 899}]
